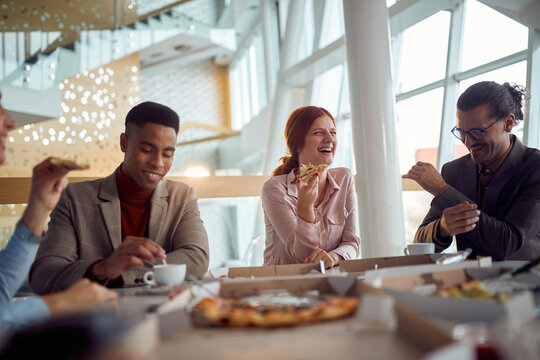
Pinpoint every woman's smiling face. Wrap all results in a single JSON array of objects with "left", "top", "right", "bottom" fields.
[{"left": 297, "top": 115, "right": 337, "bottom": 166}]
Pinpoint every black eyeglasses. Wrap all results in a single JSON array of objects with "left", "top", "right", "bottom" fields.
[{"left": 451, "top": 117, "right": 501, "bottom": 142}]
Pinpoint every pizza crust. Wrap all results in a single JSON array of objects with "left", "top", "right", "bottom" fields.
[
  {"left": 50, "top": 157, "right": 90, "bottom": 170},
  {"left": 291, "top": 163, "right": 329, "bottom": 184}
]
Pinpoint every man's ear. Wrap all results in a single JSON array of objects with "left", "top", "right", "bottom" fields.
[
  {"left": 503, "top": 113, "right": 515, "bottom": 132},
  {"left": 120, "top": 133, "right": 127, "bottom": 152}
]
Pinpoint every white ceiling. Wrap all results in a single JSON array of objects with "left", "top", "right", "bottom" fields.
[{"left": 479, "top": 0, "right": 540, "bottom": 29}]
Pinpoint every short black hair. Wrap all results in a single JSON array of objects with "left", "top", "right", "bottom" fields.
[{"left": 125, "top": 101, "right": 180, "bottom": 134}]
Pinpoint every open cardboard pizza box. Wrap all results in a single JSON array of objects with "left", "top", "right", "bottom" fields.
[
  {"left": 152, "top": 276, "right": 474, "bottom": 359},
  {"left": 209, "top": 262, "right": 327, "bottom": 279},
  {"left": 209, "top": 254, "right": 491, "bottom": 280},
  {"left": 340, "top": 254, "right": 492, "bottom": 277},
  {"left": 368, "top": 267, "right": 536, "bottom": 325}
]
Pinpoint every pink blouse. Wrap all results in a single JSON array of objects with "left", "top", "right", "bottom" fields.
[{"left": 262, "top": 167, "right": 361, "bottom": 265}]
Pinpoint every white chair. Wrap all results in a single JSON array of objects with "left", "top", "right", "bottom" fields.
[{"left": 242, "top": 234, "right": 265, "bottom": 267}]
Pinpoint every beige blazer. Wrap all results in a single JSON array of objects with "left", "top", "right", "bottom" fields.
[{"left": 29, "top": 168, "right": 209, "bottom": 294}]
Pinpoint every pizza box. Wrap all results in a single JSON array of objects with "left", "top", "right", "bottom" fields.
[
  {"left": 362, "top": 257, "right": 493, "bottom": 281},
  {"left": 152, "top": 276, "right": 466, "bottom": 359},
  {"left": 368, "top": 267, "right": 536, "bottom": 325},
  {"left": 340, "top": 254, "right": 492, "bottom": 277},
  {"left": 209, "top": 262, "right": 328, "bottom": 279},
  {"left": 339, "top": 254, "right": 445, "bottom": 274}
]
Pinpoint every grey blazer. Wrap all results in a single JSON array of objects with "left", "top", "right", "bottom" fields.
[
  {"left": 29, "top": 168, "right": 209, "bottom": 294},
  {"left": 415, "top": 135, "right": 540, "bottom": 260}
]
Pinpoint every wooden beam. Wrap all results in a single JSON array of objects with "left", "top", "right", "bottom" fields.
[
  {"left": 176, "top": 132, "right": 240, "bottom": 146},
  {"left": 0, "top": 176, "right": 424, "bottom": 205},
  {"left": 178, "top": 122, "right": 239, "bottom": 135},
  {"left": 0, "top": 176, "right": 269, "bottom": 204}
]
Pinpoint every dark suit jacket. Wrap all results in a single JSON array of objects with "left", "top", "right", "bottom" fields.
[
  {"left": 29, "top": 168, "right": 209, "bottom": 294},
  {"left": 415, "top": 135, "right": 540, "bottom": 260}
]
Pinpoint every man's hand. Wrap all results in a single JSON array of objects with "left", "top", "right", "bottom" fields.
[
  {"left": 439, "top": 202, "right": 480, "bottom": 237},
  {"left": 21, "top": 157, "right": 69, "bottom": 235},
  {"left": 42, "top": 279, "right": 118, "bottom": 316},
  {"left": 402, "top": 161, "right": 448, "bottom": 196},
  {"left": 303, "top": 248, "right": 341, "bottom": 269},
  {"left": 90, "top": 236, "right": 166, "bottom": 280},
  {"left": 296, "top": 173, "right": 319, "bottom": 223}
]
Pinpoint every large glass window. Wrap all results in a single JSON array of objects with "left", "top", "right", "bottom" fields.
[
  {"left": 311, "top": 64, "right": 343, "bottom": 117},
  {"left": 396, "top": 11, "right": 450, "bottom": 93},
  {"left": 318, "top": 0, "right": 344, "bottom": 49},
  {"left": 248, "top": 44, "right": 259, "bottom": 117},
  {"left": 459, "top": 62, "right": 527, "bottom": 92},
  {"left": 296, "top": 0, "right": 315, "bottom": 62},
  {"left": 396, "top": 88, "right": 444, "bottom": 173},
  {"left": 461, "top": 0, "right": 528, "bottom": 71},
  {"left": 397, "top": 89, "right": 444, "bottom": 244},
  {"left": 228, "top": 32, "right": 267, "bottom": 130}
]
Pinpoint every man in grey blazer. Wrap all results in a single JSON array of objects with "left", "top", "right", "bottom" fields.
[
  {"left": 403, "top": 81, "right": 540, "bottom": 260},
  {"left": 30, "top": 102, "right": 209, "bottom": 294}
]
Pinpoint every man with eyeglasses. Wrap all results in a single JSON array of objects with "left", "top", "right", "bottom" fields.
[{"left": 403, "top": 81, "right": 540, "bottom": 260}]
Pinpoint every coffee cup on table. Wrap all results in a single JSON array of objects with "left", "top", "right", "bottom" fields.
[
  {"left": 143, "top": 264, "right": 186, "bottom": 286},
  {"left": 403, "top": 243, "right": 435, "bottom": 255}
]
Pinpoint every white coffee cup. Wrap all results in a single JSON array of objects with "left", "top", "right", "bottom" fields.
[
  {"left": 403, "top": 243, "right": 435, "bottom": 255},
  {"left": 143, "top": 264, "right": 186, "bottom": 286}
]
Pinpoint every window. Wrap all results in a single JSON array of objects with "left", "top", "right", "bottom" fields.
[
  {"left": 459, "top": 62, "right": 527, "bottom": 92},
  {"left": 319, "top": 0, "right": 344, "bottom": 49},
  {"left": 296, "top": 0, "right": 315, "bottom": 62},
  {"left": 311, "top": 64, "right": 343, "bottom": 117},
  {"left": 397, "top": 11, "right": 450, "bottom": 93},
  {"left": 461, "top": 0, "right": 528, "bottom": 72},
  {"left": 228, "top": 32, "right": 267, "bottom": 130},
  {"left": 396, "top": 88, "right": 444, "bottom": 173}
]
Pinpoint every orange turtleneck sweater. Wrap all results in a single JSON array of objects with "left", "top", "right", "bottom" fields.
[{"left": 116, "top": 165, "right": 154, "bottom": 239}]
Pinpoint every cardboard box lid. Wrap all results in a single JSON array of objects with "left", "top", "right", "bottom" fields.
[
  {"left": 339, "top": 254, "right": 446, "bottom": 274},
  {"left": 374, "top": 267, "right": 536, "bottom": 324},
  {"left": 209, "top": 263, "right": 322, "bottom": 278},
  {"left": 363, "top": 257, "right": 492, "bottom": 281},
  {"left": 216, "top": 275, "right": 358, "bottom": 297}
]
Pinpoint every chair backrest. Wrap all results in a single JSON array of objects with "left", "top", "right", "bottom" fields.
[{"left": 242, "top": 234, "right": 265, "bottom": 267}]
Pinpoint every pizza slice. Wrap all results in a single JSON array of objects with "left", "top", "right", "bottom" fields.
[
  {"left": 436, "top": 280, "right": 510, "bottom": 302},
  {"left": 192, "top": 294, "right": 359, "bottom": 328},
  {"left": 291, "top": 163, "right": 329, "bottom": 184},
  {"left": 50, "top": 157, "right": 90, "bottom": 170}
]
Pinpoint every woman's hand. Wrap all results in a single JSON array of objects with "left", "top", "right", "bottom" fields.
[
  {"left": 21, "top": 157, "right": 69, "bottom": 235},
  {"left": 303, "top": 248, "right": 341, "bottom": 269},
  {"left": 296, "top": 172, "right": 319, "bottom": 223}
]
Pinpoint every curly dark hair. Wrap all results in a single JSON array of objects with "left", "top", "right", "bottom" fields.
[{"left": 457, "top": 81, "right": 530, "bottom": 125}]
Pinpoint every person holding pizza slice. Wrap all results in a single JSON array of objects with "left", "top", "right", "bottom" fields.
[
  {"left": 0, "top": 91, "right": 117, "bottom": 332},
  {"left": 262, "top": 106, "right": 360, "bottom": 268}
]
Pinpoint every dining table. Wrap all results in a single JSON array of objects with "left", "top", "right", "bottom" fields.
[{"left": 114, "top": 279, "right": 455, "bottom": 360}]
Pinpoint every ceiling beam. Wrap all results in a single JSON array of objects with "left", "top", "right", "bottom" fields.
[{"left": 1, "top": 85, "right": 61, "bottom": 127}]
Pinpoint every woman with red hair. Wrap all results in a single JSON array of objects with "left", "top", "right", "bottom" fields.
[{"left": 262, "top": 106, "right": 360, "bottom": 268}]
